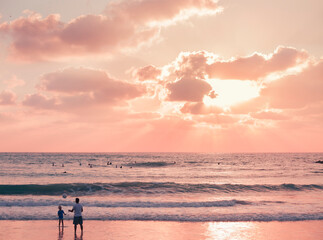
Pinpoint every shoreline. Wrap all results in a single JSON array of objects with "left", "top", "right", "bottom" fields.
[{"left": 1, "top": 220, "right": 322, "bottom": 240}]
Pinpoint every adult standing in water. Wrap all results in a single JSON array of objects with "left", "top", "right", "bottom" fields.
[{"left": 69, "top": 198, "right": 83, "bottom": 235}]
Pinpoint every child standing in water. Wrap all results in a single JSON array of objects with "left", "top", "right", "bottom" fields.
[{"left": 58, "top": 205, "right": 66, "bottom": 228}]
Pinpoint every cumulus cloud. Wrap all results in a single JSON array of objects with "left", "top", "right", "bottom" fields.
[
  {"left": 133, "top": 65, "right": 162, "bottom": 81},
  {"left": 206, "top": 46, "right": 309, "bottom": 80},
  {"left": 0, "top": 90, "right": 16, "bottom": 105},
  {"left": 24, "top": 67, "right": 145, "bottom": 111},
  {"left": 161, "top": 51, "right": 213, "bottom": 102},
  {"left": 145, "top": 47, "right": 308, "bottom": 83},
  {"left": 40, "top": 67, "right": 144, "bottom": 100},
  {"left": 23, "top": 93, "right": 57, "bottom": 109},
  {"left": 126, "top": 46, "right": 311, "bottom": 115},
  {"left": 172, "top": 51, "right": 209, "bottom": 79},
  {"left": 0, "top": 12, "right": 67, "bottom": 61},
  {"left": 167, "top": 77, "right": 212, "bottom": 102},
  {"left": 227, "top": 60, "right": 323, "bottom": 124},
  {"left": 104, "top": 0, "right": 219, "bottom": 25},
  {"left": 153, "top": 51, "right": 214, "bottom": 102},
  {"left": 260, "top": 61, "right": 323, "bottom": 108},
  {"left": 133, "top": 47, "right": 309, "bottom": 109},
  {"left": 15, "top": 46, "right": 323, "bottom": 139},
  {"left": 0, "top": 0, "right": 221, "bottom": 61}
]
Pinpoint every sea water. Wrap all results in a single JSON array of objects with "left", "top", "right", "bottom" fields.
[{"left": 0, "top": 152, "right": 322, "bottom": 221}]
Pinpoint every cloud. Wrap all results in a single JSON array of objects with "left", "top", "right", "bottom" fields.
[
  {"left": 24, "top": 67, "right": 146, "bottom": 111},
  {"left": 166, "top": 77, "right": 212, "bottom": 102},
  {"left": 168, "top": 47, "right": 308, "bottom": 82},
  {"left": 164, "top": 51, "right": 213, "bottom": 102},
  {"left": 261, "top": 61, "right": 323, "bottom": 108},
  {"left": 0, "top": 0, "right": 221, "bottom": 61},
  {"left": 104, "top": 0, "right": 220, "bottom": 25},
  {"left": 206, "top": 46, "right": 309, "bottom": 80},
  {"left": 22, "top": 93, "right": 57, "bottom": 109},
  {"left": 133, "top": 46, "right": 309, "bottom": 109},
  {"left": 100, "top": 46, "right": 314, "bottom": 121},
  {"left": 172, "top": 51, "right": 209, "bottom": 79},
  {"left": 146, "top": 51, "right": 214, "bottom": 102},
  {"left": 134, "top": 46, "right": 310, "bottom": 106},
  {"left": 0, "top": 90, "right": 16, "bottom": 105},
  {"left": 142, "top": 47, "right": 307, "bottom": 84},
  {"left": 227, "top": 60, "right": 323, "bottom": 115},
  {"left": 133, "top": 65, "right": 162, "bottom": 81},
  {"left": 0, "top": 12, "right": 67, "bottom": 61},
  {"left": 40, "top": 67, "right": 144, "bottom": 99}
]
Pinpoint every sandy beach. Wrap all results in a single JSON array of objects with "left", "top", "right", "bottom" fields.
[{"left": 0, "top": 220, "right": 322, "bottom": 240}]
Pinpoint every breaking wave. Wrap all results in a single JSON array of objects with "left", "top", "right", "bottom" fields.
[{"left": 0, "top": 182, "right": 322, "bottom": 196}]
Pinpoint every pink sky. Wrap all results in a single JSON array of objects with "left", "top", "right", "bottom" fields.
[{"left": 0, "top": 0, "right": 322, "bottom": 152}]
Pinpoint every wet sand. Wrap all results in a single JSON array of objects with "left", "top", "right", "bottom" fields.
[{"left": 0, "top": 220, "right": 322, "bottom": 240}]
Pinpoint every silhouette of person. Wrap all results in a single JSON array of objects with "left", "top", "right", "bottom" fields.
[{"left": 69, "top": 198, "right": 83, "bottom": 235}]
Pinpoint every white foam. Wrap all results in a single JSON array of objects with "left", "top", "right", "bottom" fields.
[
  {"left": 0, "top": 212, "right": 322, "bottom": 222},
  {"left": 0, "top": 199, "right": 248, "bottom": 208}
]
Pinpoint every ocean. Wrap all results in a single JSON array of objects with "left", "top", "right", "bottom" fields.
[{"left": 0, "top": 152, "right": 322, "bottom": 222}]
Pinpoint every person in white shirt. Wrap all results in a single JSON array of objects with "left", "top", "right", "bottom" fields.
[{"left": 69, "top": 198, "right": 83, "bottom": 234}]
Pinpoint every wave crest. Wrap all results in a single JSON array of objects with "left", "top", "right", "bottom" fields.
[{"left": 0, "top": 182, "right": 322, "bottom": 196}]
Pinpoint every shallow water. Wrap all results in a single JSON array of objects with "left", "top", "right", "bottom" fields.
[{"left": 0, "top": 152, "right": 322, "bottom": 221}]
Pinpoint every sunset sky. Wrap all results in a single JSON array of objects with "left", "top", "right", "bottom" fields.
[{"left": 0, "top": 0, "right": 322, "bottom": 152}]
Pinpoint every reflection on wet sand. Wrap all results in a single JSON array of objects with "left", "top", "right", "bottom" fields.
[
  {"left": 206, "top": 222, "right": 255, "bottom": 240},
  {"left": 1, "top": 220, "right": 322, "bottom": 240},
  {"left": 58, "top": 227, "right": 63, "bottom": 240},
  {"left": 74, "top": 232, "right": 83, "bottom": 240}
]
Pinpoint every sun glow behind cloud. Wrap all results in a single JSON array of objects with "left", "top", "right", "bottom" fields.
[{"left": 203, "top": 79, "right": 260, "bottom": 109}]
